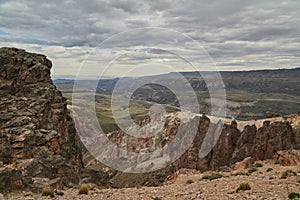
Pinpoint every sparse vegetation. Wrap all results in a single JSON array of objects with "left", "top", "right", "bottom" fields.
[
  {"left": 136, "top": 185, "right": 142, "bottom": 189},
  {"left": 41, "top": 187, "right": 55, "bottom": 198},
  {"left": 266, "top": 168, "right": 273, "bottom": 172},
  {"left": 186, "top": 179, "right": 194, "bottom": 184},
  {"left": 281, "top": 170, "right": 297, "bottom": 179},
  {"left": 248, "top": 167, "right": 257, "bottom": 174},
  {"left": 288, "top": 192, "right": 300, "bottom": 199},
  {"left": 78, "top": 184, "right": 90, "bottom": 195},
  {"left": 152, "top": 197, "right": 162, "bottom": 200},
  {"left": 209, "top": 173, "right": 223, "bottom": 180},
  {"left": 254, "top": 162, "right": 263, "bottom": 168},
  {"left": 236, "top": 183, "right": 251, "bottom": 192},
  {"left": 201, "top": 174, "right": 210, "bottom": 180},
  {"left": 274, "top": 159, "right": 280, "bottom": 165},
  {"left": 201, "top": 173, "right": 223, "bottom": 181}
]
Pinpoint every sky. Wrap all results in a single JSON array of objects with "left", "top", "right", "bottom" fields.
[{"left": 0, "top": 0, "right": 300, "bottom": 78}]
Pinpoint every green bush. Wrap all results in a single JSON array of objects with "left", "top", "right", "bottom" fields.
[
  {"left": 248, "top": 167, "right": 257, "bottom": 174},
  {"left": 186, "top": 179, "right": 194, "bottom": 184},
  {"left": 274, "top": 159, "right": 280, "bottom": 165},
  {"left": 266, "top": 168, "right": 273, "bottom": 172},
  {"left": 152, "top": 197, "right": 162, "bottom": 200},
  {"left": 288, "top": 192, "right": 300, "bottom": 199},
  {"left": 78, "top": 184, "right": 90, "bottom": 195},
  {"left": 201, "top": 174, "right": 210, "bottom": 180},
  {"left": 41, "top": 187, "right": 55, "bottom": 198},
  {"left": 201, "top": 173, "right": 223, "bottom": 180},
  {"left": 236, "top": 183, "right": 251, "bottom": 192},
  {"left": 209, "top": 173, "right": 223, "bottom": 180},
  {"left": 254, "top": 163, "right": 263, "bottom": 168}
]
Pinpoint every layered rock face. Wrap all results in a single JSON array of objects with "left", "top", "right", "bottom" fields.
[{"left": 0, "top": 47, "right": 82, "bottom": 193}]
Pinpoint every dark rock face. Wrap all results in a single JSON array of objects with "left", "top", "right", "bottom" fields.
[{"left": 0, "top": 47, "right": 82, "bottom": 193}]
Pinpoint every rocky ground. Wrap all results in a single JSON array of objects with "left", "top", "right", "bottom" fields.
[{"left": 3, "top": 158, "right": 300, "bottom": 200}]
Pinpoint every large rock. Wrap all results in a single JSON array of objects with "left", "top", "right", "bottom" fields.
[
  {"left": 277, "top": 149, "right": 300, "bottom": 166},
  {"left": 0, "top": 47, "right": 82, "bottom": 193}
]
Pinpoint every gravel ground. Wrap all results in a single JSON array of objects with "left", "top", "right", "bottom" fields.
[{"left": 2, "top": 160, "right": 300, "bottom": 200}]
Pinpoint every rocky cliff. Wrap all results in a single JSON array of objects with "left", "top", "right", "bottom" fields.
[
  {"left": 87, "top": 112, "right": 299, "bottom": 173},
  {"left": 0, "top": 47, "right": 82, "bottom": 193},
  {"left": 176, "top": 116, "right": 297, "bottom": 171}
]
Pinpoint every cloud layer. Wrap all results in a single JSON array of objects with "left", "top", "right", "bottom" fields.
[{"left": 0, "top": 0, "right": 299, "bottom": 77}]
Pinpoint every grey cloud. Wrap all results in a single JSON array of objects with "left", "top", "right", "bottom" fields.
[{"left": 0, "top": 0, "right": 300, "bottom": 76}]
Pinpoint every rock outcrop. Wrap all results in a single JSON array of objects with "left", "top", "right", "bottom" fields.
[
  {"left": 0, "top": 47, "right": 82, "bottom": 193},
  {"left": 85, "top": 112, "right": 299, "bottom": 173},
  {"left": 177, "top": 116, "right": 297, "bottom": 171}
]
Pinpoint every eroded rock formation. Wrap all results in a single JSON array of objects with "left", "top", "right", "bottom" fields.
[
  {"left": 176, "top": 116, "right": 297, "bottom": 171},
  {"left": 83, "top": 112, "right": 299, "bottom": 173}
]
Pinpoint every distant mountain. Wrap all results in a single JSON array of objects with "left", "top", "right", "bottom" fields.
[
  {"left": 53, "top": 78, "right": 74, "bottom": 84},
  {"left": 55, "top": 67, "right": 300, "bottom": 120}
]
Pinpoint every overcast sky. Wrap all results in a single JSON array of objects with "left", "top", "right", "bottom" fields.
[{"left": 0, "top": 0, "right": 300, "bottom": 77}]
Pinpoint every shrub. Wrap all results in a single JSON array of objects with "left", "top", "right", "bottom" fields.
[
  {"left": 152, "top": 197, "right": 162, "bottom": 200},
  {"left": 41, "top": 187, "right": 55, "bottom": 198},
  {"left": 233, "top": 172, "right": 247, "bottom": 176},
  {"left": 288, "top": 192, "right": 300, "bottom": 199},
  {"left": 266, "top": 168, "right": 273, "bottom": 172},
  {"left": 281, "top": 170, "right": 297, "bottom": 179},
  {"left": 236, "top": 183, "right": 251, "bottom": 192},
  {"left": 254, "top": 163, "right": 263, "bottom": 168},
  {"left": 248, "top": 167, "right": 257, "bottom": 174},
  {"left": 209, "top": 173, "right": 223, "bottom": 180},
  {"left": 274, "top": 159, "right": 280, "bottom": 165},
  {"left": 201, "top": 173, "right": 223, "bottom": 180},
  {"left": 201, "top": 174, "right": 210, "bottom": 180},
  {"left": 136, "top": 185, "right": 142, "bottom": 189},
  {"left": 186, "top": 180, "right": 194, "bottom": 184},
  {"left": 78, "top": 184, "right": 90, "bottom": 195}
]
